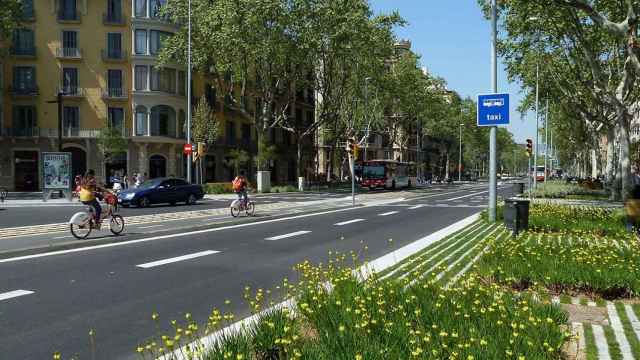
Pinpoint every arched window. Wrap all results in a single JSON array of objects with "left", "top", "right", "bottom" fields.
[
  {"left": 178, "top": 109, "right": 186, "bottom": 138},
  {"left": 135, "top": 105, "right": 148, "bottom": 136},
  {"left": 150, "top": 105, "right": 176, "bottom": 137}
]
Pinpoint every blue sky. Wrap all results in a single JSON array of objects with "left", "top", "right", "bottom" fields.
[{"left": 370, "top": 1, "right": 534, "bottom": 143}]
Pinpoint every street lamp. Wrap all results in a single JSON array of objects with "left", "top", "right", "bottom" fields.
[
  {"left": 363, "top": 77, "right": 371, "bottom": 161},
  {"left": 529, "top": 16, "right": 541, "bottom": 190},
  {"left": 186, "top": 0, "right": 193, "bottom": 183},
  {"left": 458, "top": 123, "right": 463, "bottom": 182}
]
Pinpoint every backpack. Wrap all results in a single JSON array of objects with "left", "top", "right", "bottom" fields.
[{"left": 232, "top": 177, "right": 245, "bottom": 192}]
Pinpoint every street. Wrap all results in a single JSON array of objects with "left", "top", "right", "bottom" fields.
[{"left": 0, "top": 184, "right": 515, "bottom": 360}]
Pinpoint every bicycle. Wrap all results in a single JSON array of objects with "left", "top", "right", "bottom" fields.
[
  {"left": 69, "top": 192, "right": 125, "bottom": 239},
  {"left": 230, "top": 197, "right": 255, "bottom": 217}
]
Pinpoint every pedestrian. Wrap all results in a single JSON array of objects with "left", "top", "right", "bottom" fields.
[
  {"left": 122, "top": 173, "right": 128, "bottom": 189},
  {"left": 135, "top": 172, "right": 142, "bottom": 188}
]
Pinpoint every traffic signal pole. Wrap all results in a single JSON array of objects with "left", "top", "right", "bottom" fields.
[{"left": 488, "top": 0, "right": 498, "bottom": 222}]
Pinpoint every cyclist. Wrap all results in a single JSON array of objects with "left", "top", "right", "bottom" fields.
[
  {"left": 232, "top": 171, "right": 249, "bottom": 207},
  {"left": 79, "top": 169, "right": 105, "bottom": 228}
]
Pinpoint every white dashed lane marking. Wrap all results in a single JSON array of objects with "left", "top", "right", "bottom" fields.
[
  {"left": 379, "top": 211, "right": 399, "bottom": 216},
  {"left": 0, "top": 290, "right": 34, "bottom": 302},
  {"left": 136, "top": 250, "right": 220, "bottom": 269},
  {"left": 264, "top": 231, "right": 312, "bottom": 241},
  {"left": 334, "top": 219, "right": 366, "bottom": 226}
]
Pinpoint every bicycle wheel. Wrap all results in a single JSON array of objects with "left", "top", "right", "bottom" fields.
[
  {"left": 109, "top": 215, "right": 125, "bottom": 235},
  {"left": 230, "top": 205, "right": 240, "bottom": 218},
  {"left": 245, "top": 202, "right": 255, "bottom": 216},
  {"left": 70, "top": 222, "right": 92, "bottom": 239}
]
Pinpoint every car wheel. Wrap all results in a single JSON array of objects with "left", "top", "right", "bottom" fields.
[
  {"left": 138, "top": 196, "right": 150, "bottom": 208},
  {"left": 392, "top": 181, "right": 396, "bottom": 190},
  {"left": 186, "top": 194, "right": 197, "bottom": 205},
  {"left": 169, "top": 201, "right": 177, "bottom": 206}
]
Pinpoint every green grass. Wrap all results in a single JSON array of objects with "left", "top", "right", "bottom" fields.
[
  {"left": 532, "top": 181, "right": 608, "bottom": 200},
  {"left": 602, "top": 325, "right": 623, "bottom": 360},
  {"left": 583, "top": 324, "right": 599, "bottom": 360},
  {"left": 527, "top": 203, "right": 627, "bottom": 236},
  {"left": 614, "top": 302, "right": 640, "bottom": 359}
]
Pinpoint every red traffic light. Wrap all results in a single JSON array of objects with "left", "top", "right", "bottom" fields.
[{"left": 525, "top": 139, "right": 533, "bottom": 156}]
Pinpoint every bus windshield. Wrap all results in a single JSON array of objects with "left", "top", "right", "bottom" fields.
[{"left": 363, "top": 165, "right": 385, "bottom": 179}]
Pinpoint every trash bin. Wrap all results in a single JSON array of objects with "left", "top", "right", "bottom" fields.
[
  {"left": 514, "top": 182, "right": 525, "bottom": 195},
  {"left": 503, "top": 198, "right": 530, "bottom": 236}
]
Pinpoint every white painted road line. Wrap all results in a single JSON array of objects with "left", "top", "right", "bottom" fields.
[
  {"left": 0, "top": 290, "right": 34, "bottom": 302},
  {"left": 264, "top": 231, "right": 312, "bottom": 241},
  {"left": 137, "top": 250, "right": 220, "bottom": 269},
  {"left": 53, "top": 235, "right": 72, "bottom": 239},
  {"left": 334, "top": 219, "right": 366, "bottom": 226},
  {"left": 137, "top": 225, "right": 165, "bottom": 229},
  {"left": 378, "top": 211, "right": 399, "bottom": 216},
  {"left": 409, "top": 205, "right": 424, "bottom": 210}
]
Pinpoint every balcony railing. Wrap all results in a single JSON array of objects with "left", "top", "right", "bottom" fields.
[
  {"left": 56, "top": 47, "right": 82, "bottom": 59},
  {"left": 57, "top": 10, "right": 80, "bottom": 22},
  {"left": 9, "top": 85, "right": 39, "bottom": 97},
  {"left": 11, "top": 46, "right": 36, "bottom": 57},
  {"left": 101, "top": 49, "right": 126, "bottom": 62},
  {"left": 57, "top": 86, "right": 85, "bottom": 97},
  {"left": 103, "top": 12, "right": 124, "bottom": 25},
  {"left": 101, "top": 88, "right": 128, "bottom": 99}
]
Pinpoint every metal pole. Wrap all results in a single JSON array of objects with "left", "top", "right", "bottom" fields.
[
  {"left": 364, "top": 79, "right": 368, "bottom": 162},
  {"left": 57, "top": 91, "right": 63, "bottom": 152},
  {"left": 351, "top": 154, "right": 355, "bottom": 206},
  {"left": 488, "top": 0, "right": 498, "bottom": 222},
  {"left": 458, "top": 124, "right": 462, "bottom": 182},
  {"left": 533, "top": 64, "right": 539, "bottom": 190},
  {"left": 544, "top": 98, "right": 549, "bottom": 181},
  {"left": 186, "top": 0, "right": 193, "bottom": 183}
]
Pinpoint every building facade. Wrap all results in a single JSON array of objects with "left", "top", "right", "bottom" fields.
[{"left": 0, "top": 0, "right": 312, "bottom": 191}]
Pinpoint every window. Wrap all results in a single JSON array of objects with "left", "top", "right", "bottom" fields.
[
  {"left": 150, "top": 30, "right": 170, "bottom": 55},
  {"left": 62, "top": 68, "right": 78, "bottom": 94},
  {"left": 62, "top": 30, "right": 78, "bottom": 57},
  {"left": 150, "top": 67, "right": 176, "bottom": 93},
  {"left": 59, "top": 0, "right": 78, "bottom": 21},
  {"left": 178, "top": 71, "right": 185, "bottom": 95},
  {"left": 12, "top": 29, "right": 35, "bottom": 56},
  {"left": 226, "top": 121, "right": 236, "bottom": 145},
  {"left": 242, "top": 124, "right": 251, "bottom": 144},
  {"left": 150, "top": 105, "right": 176, "bottom": 137},
  {"left": 63, "top": 106, "right": 80, "bottom": 135},
  {"left": 135, "top": 29, "right": 147, "bottom": 55},
  {"left": 135, "top": 106, "right": 148, "bottom": 135},
  {"left": 178, "top": 109, "right": 186, "bottom": 138},
  {"left": 135, "top": 65, "right": 147, "bottom": 90},
  {"left": 108, "top": 107, "right": 124, "bottom": 131},
  {"left": 107, "top": 70, "right": 123, "bottom": 96},
  {"left": 106, "top": 0, "right": 122, "bottom": 22},
  {"left": 307, "top": 111, "right": 314, "bottom": 125},
  {"left": 150, "top": 0, "right": 167, "bottom": 18},
  {"left": 22, "top": 0, "right": 34, "bottom": 19},
  {"left": 107, "top": 33, "right": 122, "bottom": 58},
  {"left": 135, "top": 0, "right": 147, "bottom": 17},
  {"left": 13, "top": 106, "right": 37, "bottom": 135},
  {"left": 13, "top": 66, "right": 36, "bottom": 92}
]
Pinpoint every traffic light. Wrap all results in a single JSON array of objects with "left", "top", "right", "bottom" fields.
[{"left": 526, "top": 139, "right": 533, "bottom": 157}]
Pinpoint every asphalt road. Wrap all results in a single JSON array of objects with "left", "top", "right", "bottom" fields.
[
  {"left": 0, "top": 191, "right": 349, "bottom": 228},
  {"left": 0, "top": 184, "right": 516, "bottom": 360}
]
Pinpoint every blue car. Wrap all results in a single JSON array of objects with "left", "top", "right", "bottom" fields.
[{"left": 118, "top": 178, "right": 204, "bottom": 208}]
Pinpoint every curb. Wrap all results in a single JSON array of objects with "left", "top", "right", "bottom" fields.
[{"left": 158, "top": 212, "right": 481, "bottom": 360}]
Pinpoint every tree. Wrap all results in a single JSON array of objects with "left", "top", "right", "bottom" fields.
[
  {"left": 97, "top": 126, "right": 127, "bottom": 165},
  {"left": 225, "top": 149, "right": 250, "bottom": 177},
  {"left": 192, "top": 96, "right": 220, "bottom": 183},
  {"left": 0, "top": 0, "right": 22, "bottom": 54}
]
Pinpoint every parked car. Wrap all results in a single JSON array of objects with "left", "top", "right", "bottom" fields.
[{"left": 117, "top": 178, "right": 204, "bottom": 207}]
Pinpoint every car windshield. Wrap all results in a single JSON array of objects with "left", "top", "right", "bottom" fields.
[{"left": 137, "top": 179, "right": 160, "bottom": 189}]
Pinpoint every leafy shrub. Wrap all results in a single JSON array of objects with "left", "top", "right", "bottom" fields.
[{"left": 204, "top": 182, "right": 234, "bottom": 194}]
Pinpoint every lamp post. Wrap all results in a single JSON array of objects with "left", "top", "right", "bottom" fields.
[
  {"left": 458, "top": 123, "right": 463, "bottom": 182},
  {"left": 488, "top": 0, "right": 498, "bottom": 221},
  {"left": 544, "top": 98, "right": 549, "bottom": 181},
  {"left": 186, "top": 0, "right": 193, "bottom": 183},
  {"left": 530, "top": 16, "right": 541, "bottom": 190},
  {"left": 363, "top": 77, "right": 371, "bottom": 161}
]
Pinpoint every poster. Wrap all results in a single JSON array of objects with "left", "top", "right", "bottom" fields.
[{"left": 42, "top": 152, "right": 72, "bottom": 190}]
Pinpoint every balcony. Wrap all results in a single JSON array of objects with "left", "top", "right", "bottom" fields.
[
  {"left": 57, "top": 10, "right": 81, "bottom": 23},
  {"left": 56, "top": 47, "right": 82, "bottom": 60},
  {"left": 101, "top": 88, "right": 128, "bottom": 100},
  {"left": 1, "top": 127, "right": 132, "bottom": 138},
  {"left": 11, "top": 46, "right": 36, "bottom": 58},
  {"left": 9, "top": 85, "right": 39, "bottom": 97},
  {"left": 101, "top": 49, "right": 126, "bottom": 62},
  {"left": 1, "top": 127, "right": 40, "bottom": 137},
  {"left": 57, "top": 86, "right": 85, "bottom": 98},
  {"left": 103, "top": 12, "right": 125, "bottom": 26}
]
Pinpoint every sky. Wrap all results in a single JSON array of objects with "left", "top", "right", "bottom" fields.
[{"left": 370, "top": 1, "right": 534, "bottom": 143}]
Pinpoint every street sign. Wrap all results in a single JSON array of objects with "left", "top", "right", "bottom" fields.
[
  {"left": 477, "top": 93, "right": 509, "bottom": 126},
  {"left": 183, "top": 143, "right": 194, "bottom": 155}
]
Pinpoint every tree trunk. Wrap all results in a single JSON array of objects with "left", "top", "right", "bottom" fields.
[
  {"left": 296, "top": 134, "right": 303, "bottom": 179},
  {"left": 605, "top": 127, "right": 615, "bottom": 187},
  {"left": 616, "top": 107, "right": 631, "bottom": 201},
  {"left": 445, "top": 152, "right": 450, "bottom": 180}
]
